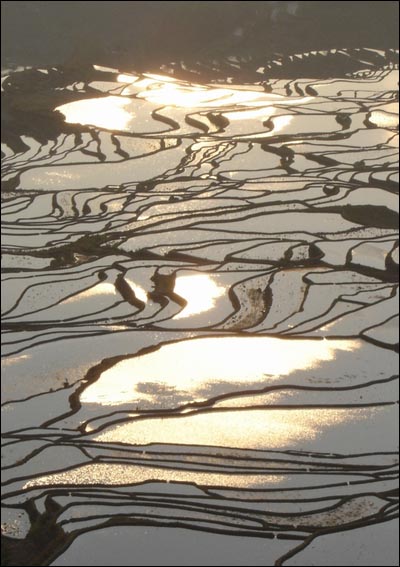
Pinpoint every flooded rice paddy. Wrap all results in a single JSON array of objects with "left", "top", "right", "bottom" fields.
[{"left": 1, "top": 44, "right": 399, "bottom": 566}]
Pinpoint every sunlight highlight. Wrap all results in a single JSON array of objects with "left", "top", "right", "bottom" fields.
[
  {"left": 80, "top": 337, "right": 358, "bottom": 406},
  {"left": 138, "top": 83, "right": 265, "bottom": 108},
  {"left": 61, "top": 282, "right": 116, "bottom": 304},
  {"left": 93, "top": 407, "right": 372, "bottom": 450},
  {"left": 125, "top": 278, "right": 148, "bottom": 303},
  {"left": 173, "top": 274, "right": 225, "bottom": 319},
  {"left": 117, "top": 73, "right": 139, "bottom": 84},
  {"left": 368, "top": 110, "right": 398, "bottom": 129},
  {"left": 24, "top": 460, "right": 283, "bottom": 489},
  {"left": 57, "top": 96, "right": 134, "bottom": 131},
  {"left": 1, "top": 354, "right": 31, "bottom": 367}
]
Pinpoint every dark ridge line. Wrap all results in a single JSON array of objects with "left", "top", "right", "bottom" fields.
[
  {"left": 4, "top": 476, "right": 397, "bottom": 503},
  {"left": 90, "top": 455, "right": 388, "bottom": 478},
  {"left": 2, "top": 55, "right": 398, "bottom": 560},
  {"left": 4, "top": 477, "right": 396, "bottom": 513},
  {"left": 55, "top": 499, "right": 395, "bottom": 534},
  {"left": 70, "top": 445, "right": 400, "bottom": 471},
  {"left": 275, "top": 513, "right": 399, "bottom": 566},
  {"left": 57, "top": 508, "right": 267, "bottom": 531},
  {"left": 54, "top": 490, "right": 391, "bottom": 522},
  {"left": 37, "top": 331, "right": 380, "bottom": 428},
  {"left": 35, "top": 484, "right": 393, "bottom": 505},
  {"left": 3, "top": 327, "right": 396, "bottom": 359},
  {"left": 64, "top": 398, "right": 397, "bottom": 437},
  {"left": 78, "top": 372, "right": 399, "bottom": 434}
]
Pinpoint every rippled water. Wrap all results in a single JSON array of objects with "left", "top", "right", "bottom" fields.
[{"left": 1, "top": 47, "right": 399, "bottom": 566}]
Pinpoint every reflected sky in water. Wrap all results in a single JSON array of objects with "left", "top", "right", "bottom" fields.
[
  {"left": 93, "top": 407, "right": 372, "bottom": 449},
  {"left": 125, "top": 278, "right": 148, "bottom": 304},
  {"left": 137, "top": 82, "right": 263, "bottom": 107},
  {"left": 134, "top": 77, "right": 310, "bottom": 108},
  {"left": 117, "top": 73, "right": 139, "bottom": 84},
  {"left": 368, "top": 110, "right": 398, "bottom": 129},
  {"left": 2, "top": 4, "right": 399, "bottom": 555},
  {"left": 1, "top": 354, "right": 31, "bottom": 367},
  {"left": 57, "top": 96, "right": 135, "bottom": 131},
  {"left": 81, "top": 337, "right": 358, "bottom": 406},
  {"left": 25, "top": 460, "right": 283, "bottom": 489},
  {"left": 61, "top": 282, "right": 116, "bottom": 304},
  {"left": 56, "top": 73, "right": 311, "bottom": 135},
  {"left": 173, "top": 274, "right": 226, "bottom": 319}
]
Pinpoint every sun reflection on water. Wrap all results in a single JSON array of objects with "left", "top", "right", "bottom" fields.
[
  {"left": 60, "top": 282, "right": 116, "bottom": 304},
  {"left": 57, "top": 96, "right": 134, "bottom": 131},
  {"left": 56, "top": 73, "right": 312, "bottom": 135},
  {"left": 24, "top": 460, "right": 283, "bottom": 489},
  {"left": 1, "top": 354, "right": 31, "bottom": 367},
  {"left": 93, "top": 407, "right": 372, "bottom": 450},
  {"left": 117, "top": 73, "right": 139, "bottom": 84},
  {"left": 173, "top": 274, "right": 225, "bottom": 319},
  {"left": 125, "top": 278, "right": 148, "bottom": 304},
  {"left": 80, "top": 337, "right": 358, "bottom": 406}
]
